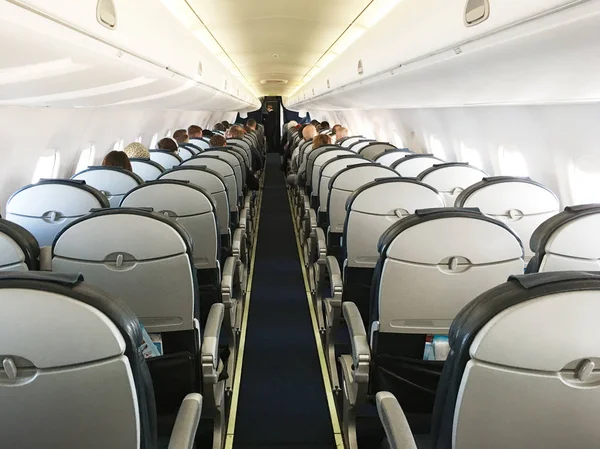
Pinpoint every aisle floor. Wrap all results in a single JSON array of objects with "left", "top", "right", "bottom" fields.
[{"left": 233, "top": 155, "right": 335, "bottom": 449}]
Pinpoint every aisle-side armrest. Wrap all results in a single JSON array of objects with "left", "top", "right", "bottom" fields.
[
  {"left": 376, "top": 392, "right": 418, "bottom": 449},
  {"left": 342, "top": 302, "right": 370, "bottom": 383},
  {"left": 232, "top": 228, "right": 248, "bottom": 265},
  {"left": 202, "top": 303, "right": 224, "bottom": 383},
  {"left": 39, "top": 246, "right": 52, "bottom": 271},
  {"left": 220, "top": 257, "right": 237, "bottom": 308},
  {"left": 168, "top": 393, "right": 203, "bottom": 449},
  {"left": 315, "top": 228, "right": 328, "bottom": 262}
]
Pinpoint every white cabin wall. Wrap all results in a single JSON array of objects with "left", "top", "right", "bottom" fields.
[
  {"left": 313, "top": 104, "right": 600, "bottom": 208},
  {"left": 0, "top": 107, "right": 235, "bottom": 212}
]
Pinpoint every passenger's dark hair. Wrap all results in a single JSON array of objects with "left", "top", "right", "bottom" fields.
[
  {"left": 172, "top": 129, "right": 188, "bottom": 144},
  {"left": 320, "top": 121, "right": 330, "bottom": 129},
  {"left": 247, "top": 119, "right": 257, "bottom": 128},
  {"left": 221, "top": 120, "right": 231, "bottom": 129},
  {"left": 157, "top": 137, "right": 178, "bottom": 153},
  {"left": 310, "top": 120, "right": 320, "bottom": 127},
  {"left": 102, "top": 151, "right": 132, "bottom": 171},
  {"left": 203, "top": 129, "right": 214, "bottom": 137},
  {"left": 209, "top": 134, "right": 227, "bottom": 147},
  {"left": 188, "top": 125, "right": 202, "bottom": 137},
  {"left": 213, "top": 123, "right": 226, "bottom": 131}
]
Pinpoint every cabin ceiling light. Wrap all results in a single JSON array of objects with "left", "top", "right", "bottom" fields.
[{"left": 160, "top": 0, "right": 258, "bottom": 98}]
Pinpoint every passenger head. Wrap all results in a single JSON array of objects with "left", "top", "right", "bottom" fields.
[
  {"left": 173, "top": 129, "right": 189, "bottom": 144},
  {"left": 213, "top": 123, "right": 226, "bottom": 132},
  {"left": 320, "top": 121, "right": 330, "bottom": 130},
  {"left": 188, "top": 125, "right": 203, "bottom": 139},
  {"left": 335, "top": 127, "right": 349, "bottom": 141},
  {"left": 310, "top": 119, "right": 320, "bottom": 127},
  {"left": 315, "top": 124, "right": 323, "bottom": 132},
  {"left": 221, "top": 120, "right": 231, "bottom": 129},
  {"left": 203, "top": 129, "right": 214, "bottom": 137},
  {"left": 123, "top": 142, "right": 150, "bottom": 159},
  {"left": 102, "top": 151, "right": 132, "bottom": 171},
  {"left": 332, "top": 124, "right": 342, "bottom": 134},
  {"left": 209, "top": 134, "right": 227, "bottom": 147},
  {"left": 313, "top": 134, "right": 332, "bottom": 150},
  {"left": 244, "top": 125, "right": 253, "bottom": 134},
  {"left": 266, "top": 105, "right": 273, "bottom": 113},
  {"left": 157, "top": 137, "right": 178, "bottom": 153},
  {"left": 247, "top": 119, "right": 257, "bottom": 130},
  {"left": 302, "top": 124, "right": 317, "bottom": 141},
  {"left": 288, "top": 120, "right": 298, "bottom": 129},
  {"left": 226, "top": 125, "right": 246, "bottom": 139}
]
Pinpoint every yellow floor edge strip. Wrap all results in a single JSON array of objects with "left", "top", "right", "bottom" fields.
[
  {"left": 224, "top": 170, "right": 266, "bottom": 449},
  {"left": 286, "top": 186, "right": 346, "bottom": 449}
]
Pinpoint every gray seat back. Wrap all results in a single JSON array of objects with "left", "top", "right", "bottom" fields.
[
  {"left": 358, "top": 142, "right": 397, "bottom": 160},
  {"left": 310, "top": 149, "right": 357, "bottom": 197},
  {"left": 182, "top": 155, "right": 239, "bottom": 211},
  {"left": 347, "top": 139, "right": 376, "bottom": 153},
  {"left": 392, "top": 154, "right": 445, "bottom": 177},
  {"left": 177, "top": 146, "right": 195, "bottom": 161},
  {"left": 436, "top": 271, "right": 600, "bottom": 449},
  {"left": 227, "top": 138, "right": 252, "bottom": 163},
  {"left": 121, "top": 180, "right": 219, "bottom": 269},
  {"left": 0, "top": 219, "right": 40, "bottom": 271},
  {"left": 417, "top": 163, "right": 488, "bottom": 206},
  {"left": 376, "top": 209, "right": 524, "bottom": 336},
  {"left": 0, "top": 272, "right": 150, "bottom": 449},
  {"left": 456, "top": 177, "right": 560, "bottom": 260},
  {"left": 339, "top": 136, "right": 365, "bottom": 148},
  {"left": 158, "top": 167, "right": 230, "bottom": 238},
  {"left": 72, "top": 167, "right": 143, "bottom": 208},
  {"left": 528, "top": 204, "right": 600, "bottom": 272},
  {"left": 345, "top": 179, "right": 445, "bottom": 268},
  {"left": 5, "top": 180, "right": 109, "bottom": 247},
  {"left": 225, "top": 145, "right": 251, "bottom": 172},
  {"left": 130, "top": 158, "right": 164, "bottom": 181},
  {"left": 149, "top": 150, "right": 183, "bottom": 170},
  {"left": 327, "top": 164, "right": 400, "bottom": 235},
  {"left": 200, "top": 150, "right": 244, "bottom": 200},
  {"left": 189, "top": 138, "right": 210, "bottom": 150},
  {"left": 52, "top": 209, "right": 196, "bottom": 333},
  {"left": 373, "top": 148, "right": 413, "bottom": 167},
  {"left": 318, "top": 156, "right": 368, "bottom": 213}
]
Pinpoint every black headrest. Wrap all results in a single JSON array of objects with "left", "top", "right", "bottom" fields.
[
  {"left": 432, "top": 270, "right": 600, "bottom": 449},
  {"left": 0, "top": 271, "right": 157, "bottom": 447},
  {"left": 455, "top": 176, "right": 552, "bottom": 207},
  {"left": 73, "top": 166, "right": 144, "bottom": 185},
  {"left": 0, "top": 219, "right": 40, "bottom": 270},
  {"left": 11, "top": 179, "right": 110, "bottom": 209},
  {"left": 377, "top": 207, "right": 522, "bottom": 254},
  {"left": 52, "top": 207, "right": 195, "bottom": 254},
  {"left": 129, "top": 158, "right": 165, "bottom": 171},
  {"left": 529, "top": 204, "right": 600, "bottom": 253}
]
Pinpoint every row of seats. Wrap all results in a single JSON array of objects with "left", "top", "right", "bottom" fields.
[
  {"left": 0, "top": 127, "right": 266, "bottom": 449},
  {"left": 284, "top": 125, "right": 598, "bottom": 449}
]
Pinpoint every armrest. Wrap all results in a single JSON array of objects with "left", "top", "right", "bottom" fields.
[
  {"left": 239, "top": 207, "right": 247, "bottom": 230},
  {"left": 39, "top": 246, "right": 52, "bottom": 271},
  {"left": 232, "top": 228, "right": 247, "bottom": 262},
  {"left": 315, "top": 228, "right": 328, "bottom": 262},
  {"left": 220, "top": 257, "right": 237, "bottom": 308},
  {"left": 168, "top": 393, "right": 203, "bottom": 449},
  {"left": 342, "top": 302, "right": 370, "bottom": 383},
  {"left": 325, "top": 255, "right": 343, "bottom": 305},
  {"left": 376, "top": 392, "right": 418, "bottom": 449},
  {"left": 202, "top": 303, "right": 224, "bottom": 381}
]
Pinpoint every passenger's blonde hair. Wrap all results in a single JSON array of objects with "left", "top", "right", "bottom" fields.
[{"left": 123, "top": 142, "right": 150, "bottom": 159}]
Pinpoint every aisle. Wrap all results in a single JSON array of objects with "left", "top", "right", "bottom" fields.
[{"left": 232, "top": 154, "right": 336, "bottom": 448}]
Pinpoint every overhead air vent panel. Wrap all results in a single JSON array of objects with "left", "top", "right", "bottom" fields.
[
  {"left": 97, "top": 0, "right": 117, "bottom": 29},
  {"left": 465, "top": 0, "right": 490, "bottom": 27}
]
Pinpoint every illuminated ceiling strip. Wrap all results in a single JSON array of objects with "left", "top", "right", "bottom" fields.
[
  {"left": 183, "top": 0, "right": 258, "bottom": 97},
  {"left": 290, "top": 0, "right": 376, "bottom": 94}
]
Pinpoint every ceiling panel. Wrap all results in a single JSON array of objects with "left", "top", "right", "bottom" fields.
[{"left": 186, "top": 0, "right": 372, "bottom": 96}]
